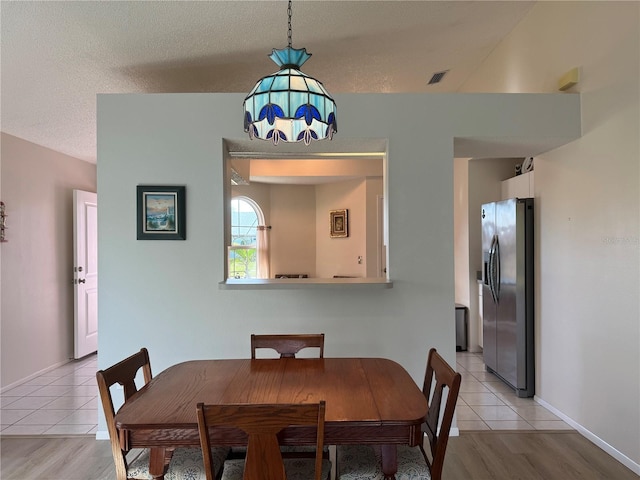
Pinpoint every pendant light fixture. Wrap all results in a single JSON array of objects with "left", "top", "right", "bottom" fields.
[{"left": 243, "top": 1, "right": 337, "bottom": 145}]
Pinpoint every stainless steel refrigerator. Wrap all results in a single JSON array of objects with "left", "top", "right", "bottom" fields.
[{"left": 481, "top": 198, "right": 534, "bottom": 397}]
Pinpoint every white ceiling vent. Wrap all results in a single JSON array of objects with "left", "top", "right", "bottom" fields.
[{"left": 428, "top": 70, "right": 449, "bottom": 85}]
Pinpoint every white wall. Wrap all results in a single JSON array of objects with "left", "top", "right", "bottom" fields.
[
  {"left": 0, "top": 133, "right": 96, "bottom": 388},
  {"left": 96, "top": 92, "right": 580, "bottom": 435},
  {"left": 316, "top": 179, "right": 367, "bottom": 278},
  {"left": 365, "top": 177, "right": 384, "bottom": 278},
  {"left": 459, "top": 1, "right": 639, "bottom": 471},
  {"left": 453, "top": 158, "right": 470, "bottom": 308},
  {"left": 0, "top": 139, "right": 3, "bottom": 381},
  {"left": 269, "top": 184, "right": 317, "bottom": 278}
]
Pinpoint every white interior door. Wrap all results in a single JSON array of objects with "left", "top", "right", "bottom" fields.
[{"left": 73, "top": 190, "right": 98, "bottom": 359}]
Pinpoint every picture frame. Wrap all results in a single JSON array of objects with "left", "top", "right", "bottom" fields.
[
  {"left": 330, "top": 209, "right": 349, "bottom": 238},
  {"left": 137, "top": 185, "right": 186, "bottom": 240}
]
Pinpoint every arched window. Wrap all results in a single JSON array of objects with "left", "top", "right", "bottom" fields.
[{"left": 229, "top": 197, "right": 268, "bottom": 279}]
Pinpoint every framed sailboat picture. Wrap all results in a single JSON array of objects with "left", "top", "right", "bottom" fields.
[{"left": 137, "top": 185, "right": 186, "bottom": 240}]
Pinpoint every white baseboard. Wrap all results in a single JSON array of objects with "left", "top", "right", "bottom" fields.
[
  {"left": 535, "top": 396, "right": 640, "bottom": 475},
  {"left": 0, "top": 359, "right": 72, "bottom": 393}
]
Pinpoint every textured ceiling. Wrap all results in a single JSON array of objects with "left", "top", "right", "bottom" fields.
[{"left": 0, "top": 1, "right": 535, "bottom": 163}]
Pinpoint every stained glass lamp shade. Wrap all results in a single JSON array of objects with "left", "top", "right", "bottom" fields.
[{"left": 243, "top": 46, "right": 337, "bottom": 146}]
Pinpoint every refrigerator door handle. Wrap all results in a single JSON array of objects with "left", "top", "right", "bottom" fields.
[
  {"left": 494, "top": 236, "right": 500, "bottom": 302},
  {"left": 488, "top": 235, "right": 498, "bottom": 303},
  {"left": 488, "top": 236, "right": 494, "bottom": 302}
]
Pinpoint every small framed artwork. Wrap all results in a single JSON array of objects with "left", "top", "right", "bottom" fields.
[
  {"left": 137, "top": 185, "right": 186, "bottom": 240},
  {"left": 330, "top": 209, "right": 348, "bottom": 238}
]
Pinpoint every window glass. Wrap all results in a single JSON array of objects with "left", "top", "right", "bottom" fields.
[{"left": 229, "top": 198, "right": 259, "bottom": 279}]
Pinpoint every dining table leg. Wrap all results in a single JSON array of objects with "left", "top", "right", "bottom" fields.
[
  {"left": 380, "top": 444, "right": 397, "bottom": 480},
  {"left": 149, "top": 447, "right": 166, "bottom": 479}
]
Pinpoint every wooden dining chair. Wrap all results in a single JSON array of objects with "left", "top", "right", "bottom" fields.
[
  {"left": 250, "top": 333, "right": 325, "bottom": 359},
  {"left": 336, "top": 348, "right": 462, "bottom": 480},
  {"left": 196, "top": 401, "right": 332, "bottom": 480},
  {"left": 247, "top": 333, "right": 328, "bottom": 459},
  {"left": 96, "top": 348, "right": 229, "bottom": 480}
]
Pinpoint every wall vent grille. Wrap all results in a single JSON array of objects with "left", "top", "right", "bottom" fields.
[
  {"left": 230, "top": 168, "right": 249, "bottom": 185},
  {"left": 428, "top": 70, "right": 449, "bottom": 85}
]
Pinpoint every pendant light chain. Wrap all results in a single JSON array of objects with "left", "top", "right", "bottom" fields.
[
  {"left": 243, "top": 0, "right": 337, "bottom": 144},
  {"left": 287, "top": 0, "right": 293, "bottom": 48}
]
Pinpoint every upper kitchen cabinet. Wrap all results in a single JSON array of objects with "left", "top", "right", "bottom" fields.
[{"left": 502, "top": 171, "right": 534, "bottom": 199}]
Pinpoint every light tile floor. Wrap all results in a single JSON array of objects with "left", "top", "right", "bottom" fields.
[
  {"left": 0, "top": 354, "right": 98, "bottom": 435},
  {"left": 456, "top": 350, "right": 573, "bottom": 431},
  {"left": 0, "top": 351, "right": 573, "bottom": 436}
]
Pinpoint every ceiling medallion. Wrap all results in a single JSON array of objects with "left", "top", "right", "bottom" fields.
[{"left": 243, "top": 1, "right": 337, "bottom": 146}]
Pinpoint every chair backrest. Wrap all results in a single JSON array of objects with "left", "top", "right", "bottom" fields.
[
  {"left": 250, "top": 333, "right": 325, "bottom": 359},
  {"left": 96, "top": 348, "right": 153, "bottom": 480},
  {"left": 421, "top": 348, "right": 462, "bottom": 480},
  {"left": 196, "top": 401, "right": 326, "bottom": 480}
]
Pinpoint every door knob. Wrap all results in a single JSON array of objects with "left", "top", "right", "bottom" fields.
[{"left": 78, "top": 278, "right": 86, "bottom": 284}]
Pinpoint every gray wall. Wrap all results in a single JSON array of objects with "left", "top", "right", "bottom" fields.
[
  {"left": 1, "top": 133, "right": 96, "bottom": 387},
  {"left": 97, "top": 92, "right": 580, "bottom": 435}
]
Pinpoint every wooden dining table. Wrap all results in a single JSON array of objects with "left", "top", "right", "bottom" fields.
[{"left": 114, "top": 357, "right": 428, "bottom": 480}]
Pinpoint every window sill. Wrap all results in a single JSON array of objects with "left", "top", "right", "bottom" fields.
[{"left": 219, "top": 278, "right": 393, "bottom": 290}]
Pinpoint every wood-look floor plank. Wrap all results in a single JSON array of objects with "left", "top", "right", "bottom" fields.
[
  {"left": 0, "top": 437, "right": 114, "bottom": 480},
  {"left": 1, "top": 431, "right": 638, "bottom": 480},
  {"left": 443, "top": 432, "right": 639, "bottom": 480}
]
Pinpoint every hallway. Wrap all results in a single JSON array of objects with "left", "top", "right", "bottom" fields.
[
  {"left": 456, "top": 351, "right": 573, "bottom": 431},
  {"left": 0, "top": 354, "right": 98, "bottom": 435}
]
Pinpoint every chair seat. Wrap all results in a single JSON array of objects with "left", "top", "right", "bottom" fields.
[
  {"left": 126, "top": 446, "right": 230, "bottom": 480},
  {"left": 337, "top": 444, "right": 431, "bottom": 480},
  {"left": 222, "top": 457, "right": 332, "bottom": 480}
]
